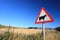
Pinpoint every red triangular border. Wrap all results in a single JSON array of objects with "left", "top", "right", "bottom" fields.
[{"left": 35, "top": 7, "right": 54, "bottom": 24}]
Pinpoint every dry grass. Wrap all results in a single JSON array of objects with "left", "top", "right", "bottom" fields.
[
  {"left": 0, "top": 28, "right": 42, "bottom": 35},
  {"left": 45, "top": 29, "right": 60, "bottom": 40},
  {"left": 0, "top": 28, "right": 60, "bottom": 40}
]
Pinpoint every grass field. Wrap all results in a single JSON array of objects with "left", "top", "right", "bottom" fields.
[
  {"left": 0, "top": 27, "right": 42, "bottom": 35},
  {"left": 0, "top": 27, "right": 60, "bottom": 40}
]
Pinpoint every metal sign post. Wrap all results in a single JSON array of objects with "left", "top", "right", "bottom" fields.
[{"left": 42, "top": 23, "right": 45, "bottom": 40}]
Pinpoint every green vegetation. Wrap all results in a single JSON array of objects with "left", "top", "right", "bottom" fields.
[
  {"left": 28, "top": 27, "right": 41, "bottom": 29},
  {"left": 0, "top": 24, "right": 21, "bottom": 29},
  {"left": 55, "top": 27, "right": 60, "bottom": 31}
]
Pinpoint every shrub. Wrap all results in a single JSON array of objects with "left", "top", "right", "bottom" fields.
[{"left": 55, "top": 27, "right": 60, "bottom": 31}]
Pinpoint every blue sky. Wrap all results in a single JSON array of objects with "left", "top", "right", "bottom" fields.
[{"left": 0, "top": 0, "right": 60, "bottom": 28}]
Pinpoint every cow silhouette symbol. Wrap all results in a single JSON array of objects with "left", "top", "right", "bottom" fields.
[{"left": 39, "top": 15, "right": 47, "bottom": 21}]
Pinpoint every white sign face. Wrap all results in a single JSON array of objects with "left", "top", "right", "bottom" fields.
[
  {"left": 35, "top": 7, "right": 54, "bottom": 24},
  {"left": 37, "top": 9, "right": 51, "bottom": 22}
]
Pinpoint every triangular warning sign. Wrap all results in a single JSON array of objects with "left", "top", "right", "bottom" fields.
[{"left": 35, "top": 7, "right": 54, "bottom": 24}]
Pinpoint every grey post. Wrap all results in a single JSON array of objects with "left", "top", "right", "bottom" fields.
[{"left": 42, "top": 23, "right": 45, "bottom": 40}]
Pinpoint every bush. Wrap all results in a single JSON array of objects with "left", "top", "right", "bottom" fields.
[
  {"left": 28, "top": 27, "right": 41, "bottom": 29},
  {"left": 55, "top": 27, "right": 60, "bottom": 31}
]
